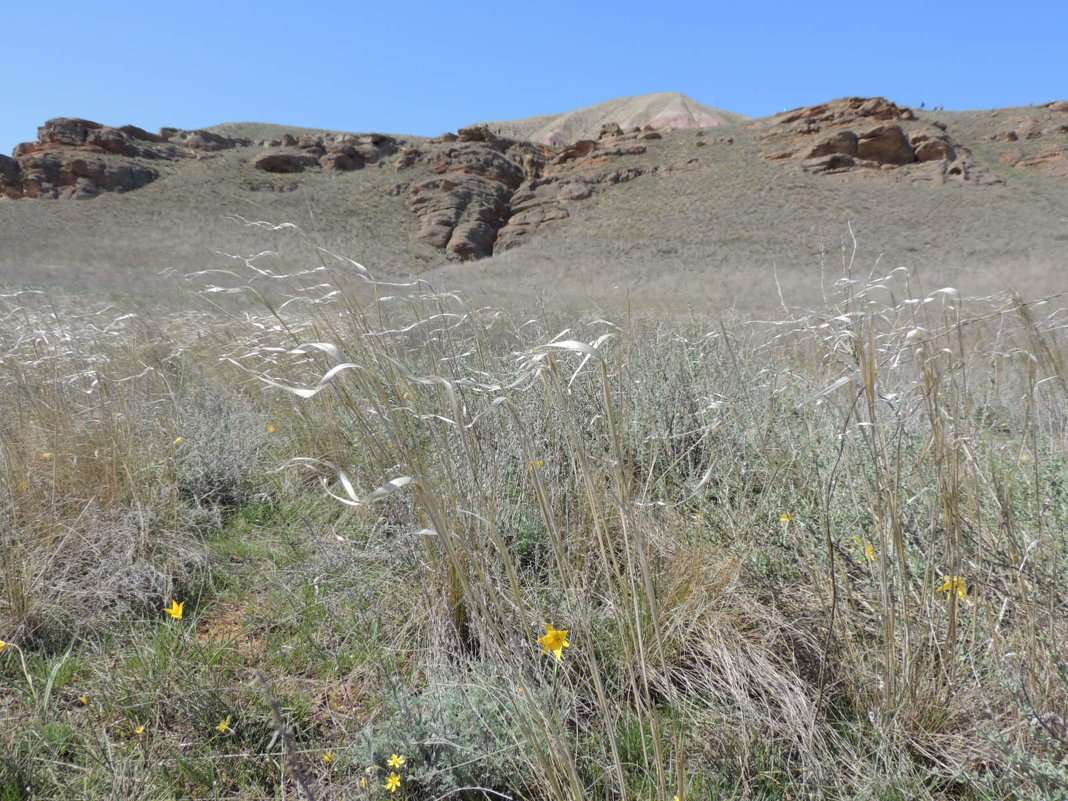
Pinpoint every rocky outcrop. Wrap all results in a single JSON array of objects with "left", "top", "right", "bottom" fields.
[
  {"left": 251, "top": 133, "right": 399, "bottom": 174},
  {"left": 398, "top": 123, "right": 661, "bottom": 260},
  {"left": 3, "top": 117, "right": 254, "bottom": 199},
  {"left": 251, "top": 151, "right": 315, "bottom": 173},
  {"left": 0, "top": 155, "right": 21, "bottom": 199},
  {"left": 405, "top": 126, "right": 545, "bottom": 260},
  {"left": 752, "top": 97, "right": 1000, "bottom": 186}
]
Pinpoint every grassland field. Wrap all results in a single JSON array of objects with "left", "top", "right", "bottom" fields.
[{"left": 2, "top": 211, "right": 1068, "bottom": 801}]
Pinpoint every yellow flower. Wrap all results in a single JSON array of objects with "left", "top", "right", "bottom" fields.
[
  {"left": 385, "top": 772, "right": 402, "bottom": 793},
  {"left": 164, "top": 600, "right": 184, "bottom": 620},
  {"left": 537, "top": 623, "right": 571, "bottom": 661},
  {"left": 780, "top": 513, "right": 793, "bottom": 524},
  {"left": 79, "top": 696, "right": 89, "bottom": 706},
  {"left": 692, "top": 512, "right": 703, "bottom": 520},
  {"left": 266, "top": 424, "right": 277, "bottom": 433},
  {"left": 528, "top": 459, "right": 544, "bottom": 470},
  {"left": 216, "top": 715, "right": 233, "bottom": 734},
  {"left": 173, "top": 437, "right": 184, "bottom": 446},
  {"left": 853, "top": 537, "right": 876, "bottom": 562},
  {"left": 0, "top": 640, "right": 6, "bottom": 654},
  {"left": 939, "top": 576, "right": 968, "bottom": 601},
  {"left": 322, "top": 751, "right": 335, "bottom": 764},
  {"left": 41, "top": 452, "right": 54, "bottom": 460},
  {"left": 134, "top": 725, "right": 146, "bottom": 736},
  {"left": 387, "top": 754, "right": 406, "bottom": 769}
]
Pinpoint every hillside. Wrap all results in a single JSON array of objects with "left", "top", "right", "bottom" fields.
[
  {"left": 0, "top": 96, "right": 1066, "bottom": 309},
  {"left": 478, "top": 91, "right": 748, "bottom": 144}
]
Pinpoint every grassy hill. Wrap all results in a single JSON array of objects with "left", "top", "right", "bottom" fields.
[
  {"left": 2, "top": 96, "right": 1068, "bottom": 801},
  {"left": 0, "top": 98, "right": 1064, "bottom": 312}
]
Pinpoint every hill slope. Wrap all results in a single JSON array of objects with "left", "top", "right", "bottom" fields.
[
  {"left": 479, "top": 91, "right": 747, "bottom": 144},
  {"left": 0, "top": 95, "right": 1066, "bottom": 309}
]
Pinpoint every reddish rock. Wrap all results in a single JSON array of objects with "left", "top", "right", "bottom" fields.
[
  {"left": 807, "top": 130, "right": 858, "bottom": 158},
  {"left": 598, "top": 122, "right": 624, "bottom": 139},
  {"left": 457, "top": 125, "right": 496, "bottom": 143},
  {"left": 16, "top": 149, "right": 157, "bottom": 198},
  {"left": 446, "top": 221, "right": 498, "bottom": 260},
  {"left": 802, "top": 153, "right": 857, "bottom": 173},
  {"left": 856, "top": 125, "right": 915, "bottom": 164},
  {"left": 252, "top": 152, "right": 308, "bottom": 173},
  {"left": 0, "top": 155, "right": 22, "bottom": 198},
  {"left": 910, "top": 133, "right": 955, "bottom": 161},
  {"left": 553, "top": 140, "right": 598, "bottom": 164}
]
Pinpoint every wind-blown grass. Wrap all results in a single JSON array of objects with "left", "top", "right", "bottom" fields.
[{"left": 2, "top": 233, "right": 1067, "bottom": 800}]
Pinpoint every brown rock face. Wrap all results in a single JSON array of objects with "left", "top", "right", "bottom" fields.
[
  {"left": 0, "top": 154, "right": 23, "bottom": 198},
  {"left": 252, "top": 152, "right": 309, "bottom": 173},
  {"left": 5, "top": 118, "right": 255, "bottom": 199},
  {"left": 251, "top": 133, "right": 397, "bottom": 174},
  {"left": 752, "top": 97, "right": 1000, "bottom": 186},
  {"left": 398, "top": 124, "right": 661, "bottom": 260},
  {"left": 910, "top": 132, "right": 955, "bottom": 162},
  {"left": 856, "top": 125, "right": 915, "bottom": 164},
  {"left": 16, "top": 149, "right": 158, "bottom": 199},
  {"left": 807, "top": 130, "right": 858, "bottom": 158}
]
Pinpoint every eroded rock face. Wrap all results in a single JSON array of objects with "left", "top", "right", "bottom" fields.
[
  {"left": 753, "top": 97, "right": 1001, "bottom": 185},
  {"left": 4, "top": 118, "right": 254, "bottom": 199},
  {"left": 0, "top": 155, "right": 22, "bottom": 199},
  {"left": 251, "top": 152, "right": 312, "bottom": 173},
  {"left": 250, "top": 132, "right": 398, "bottom": 174},
  {"left": 397, "top": 123, "right": 663, "bottom": 260}
]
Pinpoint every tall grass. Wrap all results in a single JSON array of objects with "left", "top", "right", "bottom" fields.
[{"left": 2, "top": 235, "right": 1067, "bottom": 800}]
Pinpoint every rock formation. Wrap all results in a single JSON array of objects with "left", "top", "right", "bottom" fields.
[
  {"left": 7, "top": 95, "right": 1060, "bottom": 260},
  {"left": 752, "top": 97, "right": 1001, "bottom": 186},
  {"left": 396, "top": 122, "right": 665, "bottom": 260},
  {"left": 0, "top": 117, "right": 253, "bottom": 199},
  {"left": 251, "top": 132, "right": 400, "bottom": 174}
]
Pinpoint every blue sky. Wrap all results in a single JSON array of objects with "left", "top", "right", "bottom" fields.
[{"left": 4, "top": 0, "right": 1065, "bottom": 156}]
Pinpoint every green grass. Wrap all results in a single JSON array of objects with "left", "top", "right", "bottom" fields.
[{"left": 2, "top": 237, "right": 1068, "bottom": 799}]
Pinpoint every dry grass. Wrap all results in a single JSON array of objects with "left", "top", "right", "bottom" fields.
[{"left": 2, "top": 228, "right": 1068, "bottom": 800}]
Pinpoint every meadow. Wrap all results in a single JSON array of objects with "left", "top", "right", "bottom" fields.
[{"left": 2, "top": 227, "right": 1068, "bottom": 800}]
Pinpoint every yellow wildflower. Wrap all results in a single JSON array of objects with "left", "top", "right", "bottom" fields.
[
  {"left": 322, "top": 751, "right": 335, "bottom": 764},
  {"left": 780, "top": 513, "right": 793, "bottom": 524},
  {"left": 387, "top": 754, "right": 406, "bottom": 769},
  {"left": 528, "top": 459, "right": 544, "bottom": 470},
  {"left": 385, "top": 772, "right": 402, "bottom": 793},
  {"left": 164, "top": 600, "right": 184, "bottom": 620},
  {"left": 853, "top": 537, "right": 876, "bottom": 562},
  {"left": 0, "top": 640, "right": 6, "bottom": 654},
  {"left": 79, "top": 696, "right": 89, "bottom": 706},
  {"left": 537, "top": 623, "right": 571, "bottom": 661},
  {"left": 939, "top": 576, "right": 968, "bottom": 601},
  {"left": 41, "top": 452, "right": 54, "bottom": 460},
  {"left": 134, "top": 725, "right": 146, "bottom": 736},
  {"left": 216, "top": 715, "right": 233, "bottom": 734},
  {"left": 173, "top": 437, "right": 184, "bottom": 446},
  {"left": 266, "top": 424, "right": 277, "bottom": 433}
]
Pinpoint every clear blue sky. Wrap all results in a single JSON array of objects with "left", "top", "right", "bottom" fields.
[{"left": 4, "top": 0, "right": 1065, "bottom": 156}]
